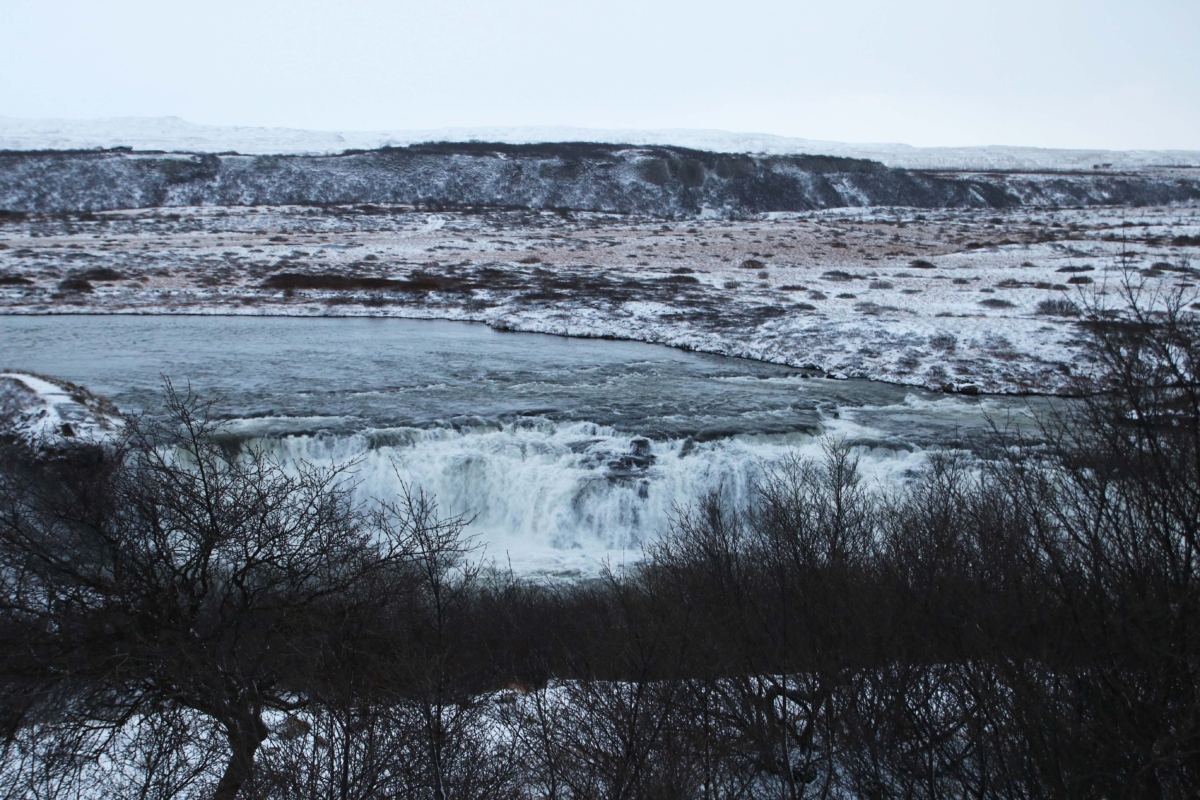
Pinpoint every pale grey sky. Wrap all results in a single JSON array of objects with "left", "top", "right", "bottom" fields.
[{"left": 1, "top": 0, "right": 1196, "bottom": 149}]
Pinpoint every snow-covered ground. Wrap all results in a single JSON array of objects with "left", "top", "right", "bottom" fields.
[
  {"left": 3, "top": 115, "right": 1199, "bottom": 171},
  {"left": 0, "top": 371, "right": 123, "bottom": 447},
  {"left": 3, "top": 203, "right": 1197, "bottom": 395}
]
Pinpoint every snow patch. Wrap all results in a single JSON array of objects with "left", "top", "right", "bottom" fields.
[{"left": 0, "top": 372, "right": 123, "bottom": 448}]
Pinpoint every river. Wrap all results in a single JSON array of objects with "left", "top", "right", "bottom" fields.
[{"left": 1, "top": 315, "right": 1050, "bottom": 575}]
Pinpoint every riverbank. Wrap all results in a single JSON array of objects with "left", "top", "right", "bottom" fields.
[{"left": 2, "top": 203, "right": 1197, "bottom": 394}]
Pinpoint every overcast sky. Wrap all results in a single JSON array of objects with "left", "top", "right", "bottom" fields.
[{"left": 2, "top": 0, "right": 1196, "bottom": 150}]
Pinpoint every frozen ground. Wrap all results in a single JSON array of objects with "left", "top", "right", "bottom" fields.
[
  {"left": 2, "top": 203, "right": 1198, "bottom": 395},
  {"left": 0, "top": 371, "right": 123, "bottom": 447},
  {"left": 4, "top": 115, "right": 1200, "bottom": 171}
]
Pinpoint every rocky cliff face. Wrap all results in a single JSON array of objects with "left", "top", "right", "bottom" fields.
[{"left": 3, "top": 142, "right": 1198, "bottom": 216}]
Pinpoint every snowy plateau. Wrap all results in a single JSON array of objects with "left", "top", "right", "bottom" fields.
[{"left": 4, "top": 114, "right": 1200, "bottom": 170}]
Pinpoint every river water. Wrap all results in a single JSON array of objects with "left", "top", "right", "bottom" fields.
[{"left": 1, "top": 315, "right": 1049, "bottom": 575}]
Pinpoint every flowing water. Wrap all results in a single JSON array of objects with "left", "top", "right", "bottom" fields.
[{"left": 1, "top": 315, "right": 1051, "bottom": 575}]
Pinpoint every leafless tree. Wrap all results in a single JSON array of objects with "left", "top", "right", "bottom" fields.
[{"left": 0, "top": 383, "right": 465, "bottom": 799}]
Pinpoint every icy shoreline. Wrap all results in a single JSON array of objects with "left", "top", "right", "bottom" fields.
[
  {"left": 0, "top": 304, "right": 1073, "bottom": 397},
  {"left": 0, "top": 371, "right": 123, "bottom": 447}
]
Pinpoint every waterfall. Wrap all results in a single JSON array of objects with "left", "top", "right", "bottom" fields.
[{"left": 249, "top": 416, "right": 929, "bottom": 576}]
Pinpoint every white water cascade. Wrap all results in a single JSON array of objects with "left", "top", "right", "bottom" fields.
[{"left": 253, "top": 416, "right": 930, "bottom": 576}]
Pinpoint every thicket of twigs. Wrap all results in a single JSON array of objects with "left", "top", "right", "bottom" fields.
[{"left": 1, "top": 285, "right": 1198, "bottom": 799}]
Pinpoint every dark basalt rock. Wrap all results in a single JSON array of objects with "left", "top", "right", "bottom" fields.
[{"left": 606, "top": 437, "right": 656, "bottom": 478}]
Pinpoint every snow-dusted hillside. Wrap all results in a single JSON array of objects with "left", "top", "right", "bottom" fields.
[
  {"left": 3, "top": 143, "right": 1199, "bottom": 217},
  {"left": 2, "top": 115, "right": 1198, "bottom": 171}
]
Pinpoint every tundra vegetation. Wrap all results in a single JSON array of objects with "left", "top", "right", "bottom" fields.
[
  {"left": 3, "top": 202, "right": 1198, "bottom": 393},
  {"left": 1, "top": 285, "right": 1198, "bottom": 798}
]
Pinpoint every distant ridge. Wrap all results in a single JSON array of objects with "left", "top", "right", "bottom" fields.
[
  {"left": 2, "top": 115, "right": 1198, "bottom": 172},
  {"left": 4, "top": 142, "right": 1198, "bottom": 217}
]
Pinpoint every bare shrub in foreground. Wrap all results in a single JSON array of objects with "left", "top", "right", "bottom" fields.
[
  {"left": 0, "top": 284, "right": 1197, "bottom": 798},
  {"left": 0, "top": 385, "right": 471, "bottom": 800}
]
